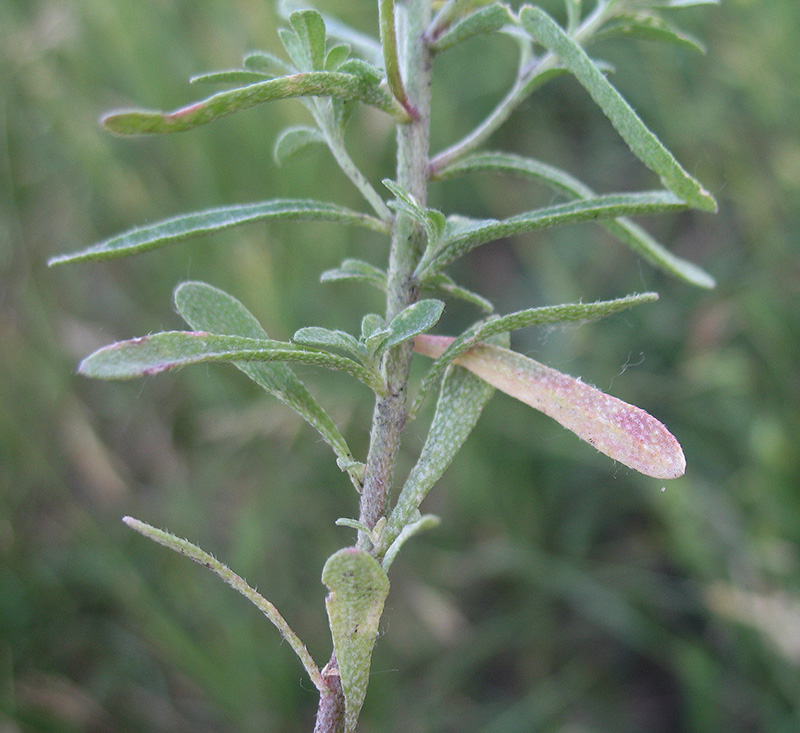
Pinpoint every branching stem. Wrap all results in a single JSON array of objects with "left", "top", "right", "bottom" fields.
[
  {"left": 358, "top": 0, "right": 432, "bottom": 549},
  {"left": 429, "top": 1, "right": 610, "bottom": 175}
]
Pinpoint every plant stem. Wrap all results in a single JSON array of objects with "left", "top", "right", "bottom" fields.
[
  {"left": 315, "top": 2, "right": 431, "bottom": 727},
  {"left": 312, "top": 104, "right": 393, "bottom": 221},
  {"left": 313, "top": 653, "right": 345, "bottom": 733},
  {"left": 358, "top": 0, "right": 432, "bottom": 550}
]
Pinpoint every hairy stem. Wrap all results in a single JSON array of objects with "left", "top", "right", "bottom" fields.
[
  {"left": 313, "top": 653, "right": 345, "bottom": 733},
  {"left": 314, "top": 2, "right": 432, "bottom": 728},
  {"left": 358, "top": 0, "right": 432, "bottom": 549}
]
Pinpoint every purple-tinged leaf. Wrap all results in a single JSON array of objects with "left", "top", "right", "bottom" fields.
[{"left": 415, "top": 334, "right": 686, "bottom": 479}]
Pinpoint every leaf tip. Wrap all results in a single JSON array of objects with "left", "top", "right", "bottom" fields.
[
  {"left": 46, "top": 253, "right": 68, "bottom": 267},
  {"left": 696, "top": 187, "right": 718, "bottom": 214},
  {"left": 122, "top": 515, "right": 147, "bottom": 534},
  {"left": 102, "top": 109, "right": 166, "bottom": 136}
]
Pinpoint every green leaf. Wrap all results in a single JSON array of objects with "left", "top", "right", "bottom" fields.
[
  {"left": 273, "top": 125, "right": 326, "bottom": 165},
  {"left": 49, "top": 200, "right": 389, "bottom": 265},
  {"left": 190, "top": 70, "right": 275, "bottom": 85},
  {"left": 293, "top": 326, "right": 365, "bottom": 358},
  {"left": 412, "top": 293, "right": 658, "bottom": 414},
  {"left": 386, "top": 358, "right": 498, "bottom": 542},
  {"left": 428, "top": 0, "right": 500, "bottom": 39},
  {"left": 383, "top": 179, "right": 446, "bottom": 245},
  {"left": 278, "top": 0, "right": 384, "bottom": 67},
  {"left": 320, "top": 258, "right": 387, "bottom": 292},
  {"left": 424, "top": 273, "right": 494, "bottom": 313},
  {"left": 123, "top": 516, "right": 327, "bottom": 694},
  {"left": 101, "top": 70, "right": 407, "bottom": 136},
  {"left": 519, "top": 6, "right": 716, "bottom": 212},
  {"left": 434, "top": 151, "right": 715, "bottom": 288},
  {"left": 243, "top": 50, "right": 294, "bottom": 75},
  {"left": 337, "top": 58, "right": 384, "bottom": 87},
  {"left": 288, "top": 10, "right": 327, "bottom": 70},
  {"left": 174, "top": 282, "right": 356, "bottom": 475},
  {"left": 415, "top": 336, "right": 686, "bottom": 479},
  {"left": 381, "top": 514, "right": 440, "bottom": 572},
  {"left": 430, "top": 3, "right": 514, "bottom": 53},
  {"left": 591, "top": 14, "right": 706, "bottom": 54},
  {"left": 381, "top": 299, "right": 446, "bottom": 352},
  {"left": 643, "top": 0, "right": 719, "bottom": 6},
  {"left": 417, "top": 191, "right": 689, "bottom": 276},
  {"left": 278, "top": 29, "right": 306, "bottom": 71},
  {"left": 322, "top": 548, "right": 390, "bottom": 733},
  {"left": 361, "top": 314, "right": 387, "bottom": 342},
  {"left": 325, "top": 43, "right": 351, "bottom": 70},
  {"left": 79, "top": 331, "right": 383, "bottom": 391}
]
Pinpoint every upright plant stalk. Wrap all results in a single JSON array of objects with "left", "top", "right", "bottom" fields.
[
  {"left": 358, "top": 0, "right": 432, "bottom": 547},
  {"left": 315, "top": 3, "right": 432, "bottom": 728}
]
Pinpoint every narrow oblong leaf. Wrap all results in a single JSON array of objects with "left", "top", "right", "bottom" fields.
[
  {"left": 190, "top": 70, "right": 275, "bottom": 85},
  {"left": 288, "top": 10, "right": 327, "bottom": 70},
  {"left": 424, "top": 273, "right": 494, "bottom": 313},
  {"left": 412, "top": 293, "right": 658, "bottom": 414},
  {"left": 519, "top": 6, "right": 716, "bottom": 212},
  {"left": 381, "top": 514, "right": 441, "bottom": 572},
  {"left": 174, "top": 282, "right": 356, "bottom": 475},
  {"left": 565, "top": 0, "right": 582, "bottom": 32},
  {"left": 243, "top": 50, "right": 294, "bottom": 74},
  {"left": 325, "top": 43, "right": 351, "bottom": 70},
  {"left": 123, "top": 516, "right": 326, "bottom": 694},
  {"left": 430, "top": 3, "right": 514, "bottom": 52},
  {"left": 101, "top": 71, "right": 407, "bottom": 136},
  {"left": 591, "top": 14, "right": 706, "bottom": 54},
  {"left": 320, "top": 258, "right": 387, "bottom": 291},
  {"left": 417, "top": 191, "right": 689, "bottom": 276},
  {"left": 49, "top": 199, "right": 388, "bottom": 265},
  {"left": 323, "top": 548, "right": 390, "bottom": 733},
  {"left": 382, "top": 299, "right": 445, "bottom": 351},
  {"left": 274, "top": 125, "right": 326, "bottom": 165},
  {"left": 434, "top": 151, "right": 715, "bottom": 288},
  {"left": 386, "top": 357, "right": 498, "bottom": 541},
  {"left": 383, "top": 179, "right": 447, "bottom": 244},
  {"left": 293, "top": 326, "right": 364, "bottom": 358},
  {"left": 415, "top": 335, "right": 686, "bottom": 479},
  {"left": 79, "top": 331, "right": 382, "bottom": 390},
  {"left": 361, "top": 314, "right": 387, "bottom": 341},
  {"left": 278, "top": 0, "right": 384, "bottom": 66}
]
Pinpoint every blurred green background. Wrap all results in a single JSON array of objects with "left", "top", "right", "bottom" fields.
[{"left": 2, "top": 0, "right": 799, "bottom": 730}]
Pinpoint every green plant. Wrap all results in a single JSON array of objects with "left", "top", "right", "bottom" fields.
[{"left": 51, "top": 0, "right": 717, "bottom": 729}]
